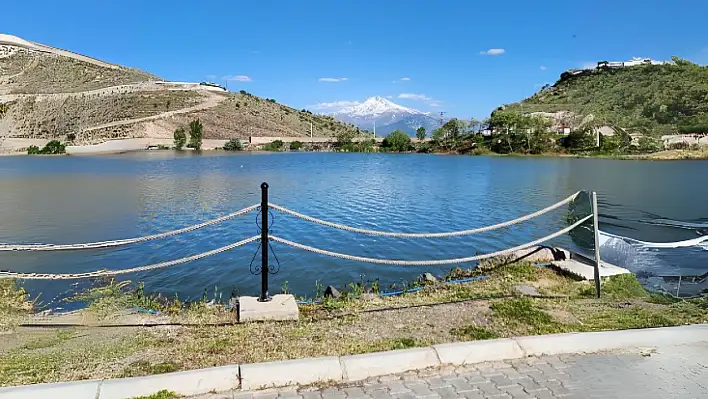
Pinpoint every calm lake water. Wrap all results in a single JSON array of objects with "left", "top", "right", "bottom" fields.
[{"left": 0, "top": 152, "right": 706, "bottom": 308}]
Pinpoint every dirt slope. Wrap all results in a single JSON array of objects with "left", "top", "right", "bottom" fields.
[{"left": 0, "top": 34, "right": 361, "bottom": 152}]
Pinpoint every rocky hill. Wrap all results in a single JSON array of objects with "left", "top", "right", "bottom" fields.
[
  {"left": 506, "top": 58, "right": 708, "bottom": 135},
  {"left": 0, "top": 34, "right": 359, "bottom": 152}
]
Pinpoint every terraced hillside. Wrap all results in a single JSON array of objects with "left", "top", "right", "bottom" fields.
[{"left": 0, "top": 34, "right": 361, "bottom": 151}]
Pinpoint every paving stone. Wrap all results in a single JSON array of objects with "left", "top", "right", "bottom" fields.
[
  {"left": 460, "top": 391, "right": 485, "bottom": 399},
  {"left": 202, "top": 342, "right": 708, "bottom": 399},
  {"left": 432, "top": 386, "right": 458, "bottom": 399},
  {"left": 515, "top": 378, "right": 543, "bottom": 392},
  {"left": 460, "top": 372, "right": 488, "bottom": 385},
  {"left": 386, "top": 381, "right": 411, "bottom": 395},
  {"left": 489, "top": 375, "right": 515, "bottom": 389},
  {"left": 476, "top": 382, "right": 502, "bottom": 396}
]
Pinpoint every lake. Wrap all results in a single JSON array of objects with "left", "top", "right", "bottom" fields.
[{"left": 0, "top": 152, "right": 706, "bottom": 308}]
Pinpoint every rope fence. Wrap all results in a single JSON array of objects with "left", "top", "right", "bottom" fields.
[
  {"left": 0, "top": 235, "right": 260, "bottom": 280},
  {"left": 0, "top": 204, "right": 260, "bottom": 252},
  {"left": 268, "top": 191, "right": 580, "bottom": 238},
  {"left": 270, "top": 214, "right": 592, "bottom": 266}
]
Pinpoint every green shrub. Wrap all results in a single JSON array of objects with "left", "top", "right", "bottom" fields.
[
  {"left": 263, "top": 140, "right": 284, "bottom": 151},
  {"left": 28, "top": 140, "right": 66, "bottom": 155},
  {"left": 381, "top": 130, "right": 412, "bottom": 152},
  {"left": 289, "top": 141, "right": 303, "bottom": 151},
  {"left": 223, "top": 139, "right": 243, "bottom": 151},
  {"left": 27, "top": 145, "right": 41, "bottom": 155}
]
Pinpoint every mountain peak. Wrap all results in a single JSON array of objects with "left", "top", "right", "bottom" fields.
[{"left": 335, "top": 96, "right": 422, "bottom": 117}]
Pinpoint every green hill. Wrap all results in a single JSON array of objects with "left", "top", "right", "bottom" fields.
[{"left": 506, "top": 57, "right": 708, "bottom": 135}]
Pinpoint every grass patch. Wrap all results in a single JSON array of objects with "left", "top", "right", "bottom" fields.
[
  {"left": 491, "top": 297, "right": 567, "bottom": 335},
  {"left": 601, "top": 274, "right": 648, "bottom": 299},
  {"left": 20, "top": 329, "right": 74, "bottom": 350},
  {"left": 119, "top": 361, "right": 180, "bottom": 378},
  {"left": 131, "top": 390, "right": 181, "bottom": 399},
  {"left": 450, "top": 325, "right": 500, "bottom": 340},
  {"left": 0, "top": 280, "right": 33, "bottom": 331}
]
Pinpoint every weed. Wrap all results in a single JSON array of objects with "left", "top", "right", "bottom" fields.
[
  {"left": 120, "top": 360, "right": 179, "bottom": 378},
  {"left": 389, "top": 337, "right": 420, "bottom": 350},
  {"left": 281, "top": 281, "right": 289, "bottom": 295},
  {"left": 130, "top": 390, "right": 181, "bottom": 399},
  {"left": 450, "top": 325, "right": 500, "bottom": 340},
  {"left": 601, "top": 274, "right": 648, "bottom": 299},
  {"left": 491, "top": 297, "right": 565, "bottom": 334}
]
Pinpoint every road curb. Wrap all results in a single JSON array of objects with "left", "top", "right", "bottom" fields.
[
  {"left": 513, "top": 324, "right": 708, "bottom": 356},
  {"left": 99, "top": 365, "right": 240, "bottom": 399},
  {"left": 240, "top": 357, "right": 343, "bottom": 390},
  {"left": 433, "top": 338, "right": 525, "bottom": 365},
  {"left": 1, "top": 325, "right": 706, "bottom": 399},
  {"left": 341, "top": 347, "right": 440, "bottom": 382}
]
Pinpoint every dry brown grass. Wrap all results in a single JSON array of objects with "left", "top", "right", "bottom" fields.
[
  {"left": 5, "top": 91, "right": 202, "bottom": 141},
  {"left": 174, "top": 93, "right": 362, "bottom": 140},
  {"left": 0, "top": 51, "right": 157, "bottom": 94}
]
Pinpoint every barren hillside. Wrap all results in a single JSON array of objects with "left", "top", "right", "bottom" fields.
[{"left": 0, "top": 34, "right": 360, "bottom": 152}]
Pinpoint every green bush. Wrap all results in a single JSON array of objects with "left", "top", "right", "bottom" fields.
[
  {"left": 223, "top": 139, "right": 244, "bottom": 151},
  {"left": 381, "top": 130, "right": 411, "bottom": 152},
  {"left": 28, "top": 140, "right": 66, "bottom": 155},
  {"left": 27, "top": 145, "right": 41, "bottom": 155},
  {"left": 263, "top": 140, "right": 284, "bottom": 151},
  {"left": 289, "top": 141, "right": 303, "bottom": 151}
]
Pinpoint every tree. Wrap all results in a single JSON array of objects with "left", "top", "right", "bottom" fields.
[
  {"left": 188, "top": 119, "right": 203, "bottom": 150},
  {"left": 173, "top": 127, "right": 187, "bottom": 150},
  {"left": 382, "top": 130, "right": 411, "bottom": 152},
  {"left": 289, "top": 141, "right": 303, "bottom": 151},
  {"left": 415, "top": 127, "right": 426, "bottom": 140},
  {"left": 468, "top": 118, "right": 482, "bottom": 134},
  {"left": 223, "top": 139, "right": 243, "bottom": 151}
]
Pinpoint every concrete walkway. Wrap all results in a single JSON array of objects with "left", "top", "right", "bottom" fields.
[{"left": 190, "top": 343, "right": 708, "bottom": 399}]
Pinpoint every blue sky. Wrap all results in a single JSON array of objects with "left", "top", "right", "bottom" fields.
[{"left": 4, "top": 0, "right": 707, "bottom": 118}]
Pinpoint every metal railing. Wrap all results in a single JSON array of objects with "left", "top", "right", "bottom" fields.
[{"left": 0, "top": 183, "right": 603, "bottom": 299}]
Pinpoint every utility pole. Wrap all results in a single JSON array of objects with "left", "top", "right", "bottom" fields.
[
  {"left": 373, "top": 121, "right": 376, "bottom": 138},
  {"left": 310, "top": 121, "right": 313, "bottom": 139},
  {"left": 439, "top": 111, "right": 446, "bottom": 126}
]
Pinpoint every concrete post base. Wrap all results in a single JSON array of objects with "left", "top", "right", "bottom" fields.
[{"left": 238, "top": 294, "right": 299, "bottom": 322}]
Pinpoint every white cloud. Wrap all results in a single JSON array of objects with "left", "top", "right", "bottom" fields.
[
  {"left": 386, "top": 95, "right": 393, "bottom": 99},
  {"left": 318, "top": 77, "right": 348, "bottom": 82},
  {"left": 309, "top": 100, "right": 360, "bottom": 111},
  {"left": 480, "top": 48, "right": 505, "bottom": 56},
  {"left": 540, "top": 66, "right": 547, "bottom": 70},
  {"left": 400, "top": 77, "right": 411, "bottom": 81},
  {"left": 206, "top": 74, "right": 217, "bottom": 80},
  {"left": 223, "top": 75, "right": 252, "bottom": 82},
  {"left": 429, "top": 101, "right": 443, "bottom": 107},
  {"left": 398, "top": 93, "right": 432, "bottom": 101}
]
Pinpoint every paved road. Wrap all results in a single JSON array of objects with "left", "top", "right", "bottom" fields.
[{"left": 191, "top": 343, "right": 708, "bottom": 399}]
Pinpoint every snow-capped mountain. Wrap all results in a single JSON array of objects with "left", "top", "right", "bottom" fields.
[{"left": 332, "top": 96, "right": 439, "bottom": 136}]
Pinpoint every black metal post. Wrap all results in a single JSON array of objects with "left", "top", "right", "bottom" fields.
[{"left": 259, "top": 182, "right": 271, "bottom": 302}]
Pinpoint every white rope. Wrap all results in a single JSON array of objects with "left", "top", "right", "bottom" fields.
[
  {"left": 0, "top": 204, "right": 261, "bottom": 252},
  {"left": 269, "top": 191, "right": 580, "bottom": 238},
  {"left": 0, "top": 235, "right": 261, "bottom": 280},
  {"left": 270, "top": 214, "right": 593, "bottom": 266}
]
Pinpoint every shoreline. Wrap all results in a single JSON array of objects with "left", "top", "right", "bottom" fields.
[{"left": 2, "top": 137, "right": 707, "bottom": 160}]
